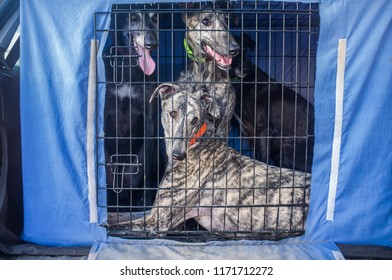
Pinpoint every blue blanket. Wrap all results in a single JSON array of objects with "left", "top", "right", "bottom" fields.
[{"left": 20, "top": 0, "right": 392, "bottom": 250}]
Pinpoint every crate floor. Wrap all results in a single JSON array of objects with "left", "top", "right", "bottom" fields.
[{"left": 88, "top": 238, "right": 344, "bottom": 260}]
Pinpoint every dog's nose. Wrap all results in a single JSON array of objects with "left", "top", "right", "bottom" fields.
[
  {"left": 145, "top": 42, "right": 158, "bottom": 50},
  {"left": 172, "top": 151, "right": 186, "bottom": 161},
  {"left": 144, "top": 33, "right": 158, "bottom": 50},
  {"left": 229, "top": 42, "right": 241, "bottom": 56}
]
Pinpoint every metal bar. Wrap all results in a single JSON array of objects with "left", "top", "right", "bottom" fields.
[{"left": 95, "top": 1, "right": 319, "bottom": 241}]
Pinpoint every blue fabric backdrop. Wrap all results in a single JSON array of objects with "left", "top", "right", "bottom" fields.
[
  {"left": 303, "top": 0, "right": 392, "bottom": 246},
  {"left": 20, "top": 0, "right": 391, "bottom": 249}
]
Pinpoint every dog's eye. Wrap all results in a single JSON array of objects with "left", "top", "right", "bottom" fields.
[
  {"left": 169, "top": 111, "right": 177, "bottom": 118},
  {"left": 202, "top": 17, "right": 210, "bottom": 26},
  {"left": 130, "top": 14, "right": 139, "bottom": 21},
  {"left": 224, "top": 15, "right": 229, "bottom": 25},
  {"left": 191, "top": 117, "right": 199, "bottom": 125},
  {"left": 202, "top": 85, "right": 208, "bottom": 93}
]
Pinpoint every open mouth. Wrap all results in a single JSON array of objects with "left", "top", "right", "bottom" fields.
[
  {"left": 234, "top": 63, "right": 250, "bottom": 78},
  {"left": 202, "top": 42, "right": 236, "bottom": 70},
  {"left": 133, "top": 40, "right": 156, "bottom": 76}
]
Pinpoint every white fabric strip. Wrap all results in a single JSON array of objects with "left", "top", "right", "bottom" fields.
[
  {"left": 326, "top": 39, "right": 347, "bottom": 221},
  {"left": 87, "top": 39, "right": 99, "bottom": 223},
  {"left": 331, "top": 250, "right": 345, "bottom": 260}
]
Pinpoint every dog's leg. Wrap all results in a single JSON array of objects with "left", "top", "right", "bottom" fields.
[
  {"left": 130, "top": 204, "right": 192, "bottom": 232},
  {"left": 130, "top": 186, "right": 200, "bottom": 232},
  {"left": 143, "top": 97, "right": 160, "bottom": 207},
  {"left": 279, "top": 139, "right": 313, "bottom": 172},
  {"left": 253, "top": 128, "right": 271, "bottom": 164}
]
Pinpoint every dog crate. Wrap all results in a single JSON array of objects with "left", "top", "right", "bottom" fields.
[
  {"left": 16, "top": 0, "right": 392, "bottom": 258},
  {"left": 95, "top": 1, "right": 319, "bottom": 241}
]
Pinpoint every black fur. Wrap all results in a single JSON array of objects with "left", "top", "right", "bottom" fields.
[
  {"left": 232, "top": 34, "right": 314, "bottom": 172},
  {"left": 104, "top": 9, "right": 162, "bottom": 211}
]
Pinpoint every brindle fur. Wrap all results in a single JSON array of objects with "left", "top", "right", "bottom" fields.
[
  {"left": 127, "top": 83, "right": 311, "bottom": 236},
  {"left": 176, "top": 10, "right": 240, "bottom": 138}
]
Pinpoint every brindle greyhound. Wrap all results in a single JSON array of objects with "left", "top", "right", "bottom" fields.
[
  {"left": 104, "top": 9, "right": 161, "bottom": 211},
  {"left": 176, "top": 10, "right": 240, "bottom": 142},
  {"left": 125, "top": 83, "right": 310, "bottom": 236}
]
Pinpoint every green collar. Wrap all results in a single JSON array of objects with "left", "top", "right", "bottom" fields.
[
  {"left": 183, "top": 38, "right": 206, "bottom": 63},
  {"left": 230, "top": 76, "right": 242, "bottom": 82}
]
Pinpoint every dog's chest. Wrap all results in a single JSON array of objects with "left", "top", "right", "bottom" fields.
[{"left": 113, "top": 84, "right": 140, "bottom": 101}]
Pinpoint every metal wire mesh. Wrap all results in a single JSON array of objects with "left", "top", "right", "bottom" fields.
[{"left": 95, "top": 1, "right": 319, "bottom": 241}]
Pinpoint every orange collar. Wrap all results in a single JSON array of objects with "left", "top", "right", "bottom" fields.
[{"left": 189, "top": 122, "right": 207, "bottom": 146}]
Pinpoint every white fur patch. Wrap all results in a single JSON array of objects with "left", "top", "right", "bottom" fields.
[{"left": 113, "top": 84, "right": 138, "bottom": 100}]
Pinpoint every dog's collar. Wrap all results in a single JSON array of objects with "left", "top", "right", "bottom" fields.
[
  {"left": 183, "top": 38, "right": 206, "bottom": 64},
  {"left": 189, "top": 122, "right": 207, "bottom": 146},
  {"left": 231, "top": 76, "right": 242, "bottom": 82}
]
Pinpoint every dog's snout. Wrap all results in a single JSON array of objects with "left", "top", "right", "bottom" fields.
[
  {"left": 144, "top": 33, "right": 158, "bottom": 50},
  {"left": 229, "top": 42, "right": 241, "bottom": 56},
  {"left": 145, "top": 42, "right": 158, "bottom": 50},
  {"left": 172, "top": 151, "right": 187, "bottom": 161}
]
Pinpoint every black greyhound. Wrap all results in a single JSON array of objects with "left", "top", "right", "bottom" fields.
[
  {"left": 104, "top": 8, "right": 162, "bottom": 212},
  {"left": 231, "top": 34, "right": 314, "bottom": 172}
]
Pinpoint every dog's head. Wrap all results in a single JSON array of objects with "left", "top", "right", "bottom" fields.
[
  {"left": 120, "top": 11, "right": 158, "bottom": 75},
  {"left": 150, "top": 83, "right": 216, "bottom": 161},
  {"left": 182, "top": 10, "right": 240, "bottom": 71},
  {"left": 231, "top": 33, "right": 256, "bottom": 79}
]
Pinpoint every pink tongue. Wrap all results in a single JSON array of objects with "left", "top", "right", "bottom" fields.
[
  {"left": 206, "top": 45, "right": 232, "bottom": 66},
  {"left": 220, "top": 55, "right": 233, "bottom": 66},
  {"left": 137, "top": 45, "right": 156, "bottom": 76}
]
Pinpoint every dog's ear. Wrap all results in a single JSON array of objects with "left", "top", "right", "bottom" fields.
[
  {"left": 215, "top": 1, "right": 231, "bottom": 9},
  {"left": 231, "top": 13, "right": 239, "bottom": 26},
  {"left": 181, "top": 12, "right": 198, "bottom": 26},
  {"left": 178, "top": 2, "right": 195, "bottom": 9},
  {"left": 180, "top": 3, "right": 197, "bottom": 24},
  {"left": 113, "top": 13, "right": 131, "bottom": 47},
  {"left": 200, "top": 94, "right": 220, "bottom": 122},
  {"left": 181, "top": 13, "right": 187, "bottom": 24},
  {"left": 150, "top": 83, "right": 178, "bottom": 103},
  {"left": 200, "top": 94, "right": 213, "bottom": 110}
]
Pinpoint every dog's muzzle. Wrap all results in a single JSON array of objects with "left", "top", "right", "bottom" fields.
[
  {"left": 172, "top": 150, "right": 186, "bottom": 161},
  {"left": 229, "top": 42, "right": 240, "bottom": 57},
  {"left": 144, "top": 32, "right": 158, "bottom": 50}
]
